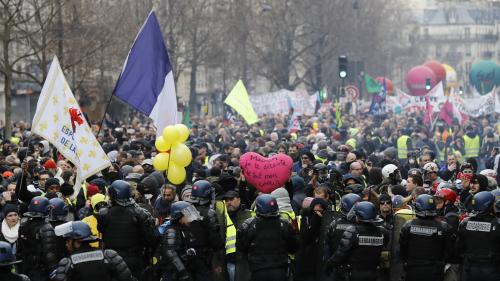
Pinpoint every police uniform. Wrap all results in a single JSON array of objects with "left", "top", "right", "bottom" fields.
[
  {"left": 325, "top": 216, "right": 356, "bottom": 260},
  {"left": 98, "top": 203, "right": 157, "bottom": 278},
  {"left": 236, "top": 216, "right": 298, "bottom": 281},
  {"left": 17, "top": 218, "right": 58, "bottom": 281},
  {"left": 52, "top": 247, "right": 136, "bottom": 281},
  {"left": 161, "top": 223, "right": 218, "bottom": 281},
  {"left": 458, "top": 214, "right": 500, "bottom": 281},
  {"left": 400, "top": 217, "right": 454, "bottom": 281},
  {"left": 328, "top": 223, "right": 389, "bottom": 281}
]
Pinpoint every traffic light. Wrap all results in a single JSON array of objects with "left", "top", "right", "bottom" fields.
[
  {"left": 338, "top": 56, "right": 348, "bottom": 79},
  {"left": 458, "top": 86, "right": 464, "bottom": 95},
  {"left": 425, "top": 78, "right": 432, "bottom": 91},
  {"left": 319, "top": 88, "right": 327, "bottom": 102}
]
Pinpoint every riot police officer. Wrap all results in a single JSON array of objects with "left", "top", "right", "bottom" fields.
[
  {"left": 17, "top": 196, "right": 58, "bottom": 281},
  {"left": 0, "top": 241, "right": 30, "bottom": 281},
  {"left": 188, "top": 180, "right": 224, "bottom": 271},
  {"left": 325, "top": 193, "right": 361, "bottom": 266},
  {"left": 160, "top": 201, "right": 214, "bottom": 281},
  {"left": 97, "top": 180, "right": 157, "bottom": 279},
  {"left": 400, "top": 194, "right": 454, "bottom": 281},
  {"left": 458, "top": 191, "right": 500, "bottom": 281},
  {"left": 52, "top": 221, "right": 136, "bottom": 281},
  {"left": 236, "top": 194, "right": 298, "bottom": 281},
  {"left": 49, "top": 198, "right": 70, "bottom": 260},
  {"left": 326, "top": 201, "right": 389, "bottom": 281}
]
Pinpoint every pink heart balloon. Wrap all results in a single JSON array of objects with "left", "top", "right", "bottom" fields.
[{"left": 239, "top": 152, "right": 293, "bottom": 193}]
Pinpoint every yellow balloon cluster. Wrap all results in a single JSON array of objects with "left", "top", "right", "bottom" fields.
[{"left": 153, "top": 124, "right": 192, "bottom": 185}]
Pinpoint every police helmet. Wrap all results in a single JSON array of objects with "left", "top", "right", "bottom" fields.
[
  {"left": 108, "top": 180, "right": 133, "bottom": 206},
  {"left": 471, "top": 191, "right": 495, "bottom": 215},
  {"left": 25, "top": 196, "right": 51, "bottom": 218},
  {"left": 190, "top": 180, "right": 213, "bottom": 205},
  {"left": 49, "top": 198, "right": 69, "bottom": 222},
  {"left": 415, "top": 194, "right": 437, "bottom": 218},
  {"left": 353, "top": 201, "right": 382, "bottom": 223},
  {"left": 340, "top": 193, "right": 361, "bottom": 215},
  {"left": 54, "top": 221, "right": 97, "bottom": 242},
  {"left": 255, "top": 194, "right": 279, "bottom": 217},
  {"left": 170, "top": 201, "right": 201, "bottom": 223},
  {"left": 0, "top": 241, "right": 21, "bottom": 266},
  {"left": 191, "top": 180, "right": 213, "bottom": 198}
]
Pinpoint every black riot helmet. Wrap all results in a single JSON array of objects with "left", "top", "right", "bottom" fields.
[{"left": 108, "top": 180, "right": 134, "bottom": 206}]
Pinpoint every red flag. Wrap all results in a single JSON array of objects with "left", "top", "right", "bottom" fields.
[
  {"left": 438, "top": 99, "right": 468, "bottom": 125},
  {"left": 423, "top": 96, "right": 433, "bottom": 125},
  {"left": 438, "top": 100, "right": 454, "bottom": 125}
]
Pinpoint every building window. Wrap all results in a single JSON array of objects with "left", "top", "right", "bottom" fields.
[
  {"left": 436, "top": 45, "right": 442, "bottom": 57},
  {"left": 465, "top": 45, "right": 471, "bottom": 56},
  {"left": 464, "top": 27, "right": 470, "bottom": 39}
]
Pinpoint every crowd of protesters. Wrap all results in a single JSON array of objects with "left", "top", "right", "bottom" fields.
[{"left": 0, "top": 108, "right": 499, "bottom": 281}]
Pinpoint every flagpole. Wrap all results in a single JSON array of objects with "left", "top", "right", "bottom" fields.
[{"left": 96, "top": 93, "right": 115, "bottom": 137}]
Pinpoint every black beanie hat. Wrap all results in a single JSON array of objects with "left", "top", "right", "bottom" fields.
[
  {"left": 2, "top": 203, "right": 18, "bottom": 218},
  {"left": 45, "top": 178, "right": 61, "bottom": 190}
]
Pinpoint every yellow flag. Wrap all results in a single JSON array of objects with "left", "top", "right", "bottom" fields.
[{"left": 224, "top": 80, "right": 258, "bottom": 125}]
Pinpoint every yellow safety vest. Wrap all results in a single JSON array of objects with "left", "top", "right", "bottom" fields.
[
  {"left": 224, "top": 204, "right": 237, "bottom": 255},
  {"left": 397, "top": 135, "right": 410, "bottom": 159},
  {"left": 436, "top": 144, "right": 446, "bottom": 162},
  {"left": 346, "top": 138, "right": 357, "bottom": 150},
  {"left": 463, "top": 135, "right": 480, "bottom": 158},
  {"left": 81, "top": 215, "right": 102, "bottom": 248}
]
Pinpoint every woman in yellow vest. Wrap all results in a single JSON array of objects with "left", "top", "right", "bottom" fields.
[{"left": 81, "top": 194, "right": 107, "bottom": 248}]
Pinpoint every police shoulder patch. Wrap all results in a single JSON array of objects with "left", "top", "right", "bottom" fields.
[
  {"left": 465, "top": 221, "right": 491, "bottom": 232},
  {"left": 358, "top": 235, "right": 384, "bottom": 246},
  {"left": 70, "top": 250, "right": 105, "bottom": 264},
  {"left": 409, "top": 225, "right": 437, "bottom": 236}
]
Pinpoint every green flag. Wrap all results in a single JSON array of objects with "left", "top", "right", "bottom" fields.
[{"left": 364, "top": 74, "right": 382, "bottom": 94}]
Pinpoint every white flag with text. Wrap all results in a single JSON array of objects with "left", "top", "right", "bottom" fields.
[{"left": 32, "top": 57, "right": 111, "bottom": 195}]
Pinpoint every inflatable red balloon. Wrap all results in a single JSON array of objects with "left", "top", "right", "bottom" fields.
[
  {"left": 375, "top": 77, "right": 394, "bottom": 95},
  {"left": 405, "top": 65, "right": 437, "bottom": 96},
  {"left": 239, "top": 152, "right": 293, "bottom": 194},
  {"left": 424, "top": 60, "right": 446, "bottom": 83}
]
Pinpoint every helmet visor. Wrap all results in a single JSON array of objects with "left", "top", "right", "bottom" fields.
[{"left": 181, "top": 205, "right": 202, "bottom": 223}]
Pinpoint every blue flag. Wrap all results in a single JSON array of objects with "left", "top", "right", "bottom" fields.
[{"left": 113, "top": 11, "right": 177, "bottom": 135}]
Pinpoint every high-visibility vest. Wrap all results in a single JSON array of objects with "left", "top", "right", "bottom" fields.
[
  {"left": 463, "top": 135, "right": 480, "bottom": 158},
  {"left": 346, "top": 138, "right": 357, "bottom": 150},
  {"left": 224, "top": 204, "right": 237, "bottom": 255},
  {"left": 436, "top": 144, "right": 446, "bottom": 162},
  {"left": 397, "top": 135, "right": 410, "bottom": 159}
]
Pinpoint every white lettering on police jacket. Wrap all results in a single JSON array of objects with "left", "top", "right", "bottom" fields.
[
  {"left": 409, "top": 225, "right": 438, "bottom": 236},
  {"left": 70, "top": 250, "right": 105, "bottom": 264},
  {"left": 466, "top": 221, "right": 491, "bottom": 232},
  {"left": 358, "top": 235, "right": 384, "bottom": 246}
]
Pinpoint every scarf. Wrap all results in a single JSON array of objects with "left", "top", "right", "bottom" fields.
[{"left": 1, "top": 219, "right": 19, "bottom": 243}]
